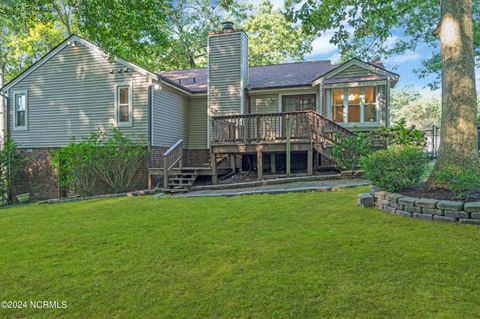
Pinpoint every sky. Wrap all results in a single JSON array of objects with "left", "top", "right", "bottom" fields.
[{"left": 246, "top": 0, "right": 480, "bottom": 99}]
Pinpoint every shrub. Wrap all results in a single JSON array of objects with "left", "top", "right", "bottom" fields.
[
  {"left": 94, "top": 128, "right": 147, "bottom": 193},
  {"left": 0, "top": 138, "right": 24, "bottom": 203},
  {"left": 330, "top": 133, "right": 375, "bottom": 171},
  {"left": 372, "top": 119, "right": 426, "bottom": 149},
  {"left": 435, "top": 166, "right": 480, "bottom": 199},
  {"left": 52, "top": 128, "right": 147, "bottom": 195},
  {"left": 51, "top": 135, "right": 99, "bottom": 196},
  {"left": 361, "top": 145, "right": 429, "bottom": 192}
]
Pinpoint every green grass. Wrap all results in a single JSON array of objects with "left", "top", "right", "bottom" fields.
[{"left": 1, "top": 187, "right": 480, "bottom": 318}]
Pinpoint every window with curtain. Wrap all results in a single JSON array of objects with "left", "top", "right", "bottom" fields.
[
  {"left": 364, "top": 86, "right": 377, "bottom": 122},
  {"left": 332, "top": 89, "right": 344, "bottom": 122},
  {"left": 347, "top": 87, "right": 360, "bottom": 123},
  {"left": 331, "top": 86, "right": 377, "bottom": 123},
  {"left": 282, "top": 94, "right": 316, "bottom": 112}
]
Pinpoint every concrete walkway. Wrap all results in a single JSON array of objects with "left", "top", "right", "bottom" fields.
[{"left": 155, "top": 179, "right": 370, "bottom": 198}]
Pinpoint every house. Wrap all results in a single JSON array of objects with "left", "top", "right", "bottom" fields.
[{"left": 0, "top": 22, "right": 399, "bottom": 198}]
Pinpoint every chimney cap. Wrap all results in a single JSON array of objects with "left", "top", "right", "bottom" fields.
[{"left": 222, "top": 21, "right": 234, "bottom": 32}]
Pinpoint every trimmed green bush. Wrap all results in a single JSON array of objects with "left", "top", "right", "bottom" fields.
[
  {"left": 330, "top": 133, "right": 375, "bottom": 171},
  {"left": 435, "top": 166, "right": 480, "bottom": 199},
  {"left": 361, "top": 145, "right": 429, "bottom": 192}
]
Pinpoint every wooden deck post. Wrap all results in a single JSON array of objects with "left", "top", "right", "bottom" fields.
[
  {"left": 286, "top": 116, "right": 291, "bottom": 177},
  {"left": 148, "top": 171, "right": 152, "bottom": 190},
  {"left": 257, "top": 150, "right": 263, "bottom": 180},
  {"left": 230, "top": 154, "right": 236, "bottom": 172},
  {"left": 307, "top": 150, "right": 313, "bottom": 176},
  {"left": 211, "top": 152, "right": 218, "bottom": 184},
  {"left": 313, "top": 151, "right": 319, "bottom": 169},
  {"left": 271, "top": 153, "right": 276, "bottom": 174}
]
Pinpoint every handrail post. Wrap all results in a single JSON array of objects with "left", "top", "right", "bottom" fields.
[{"left": 286, "top": 115, "right": 291, "bottom": 177}]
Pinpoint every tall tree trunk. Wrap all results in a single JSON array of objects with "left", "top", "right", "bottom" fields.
[{"left": 429, "top": 0, "right": 478, "bottom": 184}]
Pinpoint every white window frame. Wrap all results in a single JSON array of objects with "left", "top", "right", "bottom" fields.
[
  {"left": 331, "top": 86, "right": 379, "bottom": 126},
  {"left": 115, "top": 82, "right": 133, "bottom": 127},
  {"left": 13, "top": 90, "right": 28, "bottom": 131}
]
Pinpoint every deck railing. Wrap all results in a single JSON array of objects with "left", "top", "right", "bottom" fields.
[
  {"left": 147, "top": 139, "right": 183, "bottom": 189},
  {"left": 212, "top": 111, "right": 354, "bottom": 146}
]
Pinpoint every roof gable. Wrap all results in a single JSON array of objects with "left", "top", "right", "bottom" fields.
[
  {"left": 1, "top": 35, "right": 158, "bottom": 92},
  {"left": 312, "top": 58, "right": 399, "bottom": 86}
]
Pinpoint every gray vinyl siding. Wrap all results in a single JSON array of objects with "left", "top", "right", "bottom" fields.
[
  {"left": 152, "top": 86, "right": 187, "bottom": 148},
  {"left": 208, "top": 31, "right": 248, "bottom": 116},
  {"left": 331, "top": 64, "right": 377, "bottom": 79},
  {"left": 7, "top": 44, "right": 151, "bottom": 148},
  {"left": 250, "top": 94, "right": 278, "bottom": 114},
  {"left": 187, "top": 96, "right": 208, "bottom": 149}
]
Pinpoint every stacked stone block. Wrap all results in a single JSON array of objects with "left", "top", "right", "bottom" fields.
[{"left": 359, "top": 190, "right": 480, "bottom": 226}]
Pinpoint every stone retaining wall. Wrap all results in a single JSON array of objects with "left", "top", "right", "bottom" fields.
[{"left": 358, "top": 190, "right": 480, "bottom": 225}]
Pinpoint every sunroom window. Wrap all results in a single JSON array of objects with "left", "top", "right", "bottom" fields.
[{"left": 331, "top": 86, "right": 377, "bottom": 124}]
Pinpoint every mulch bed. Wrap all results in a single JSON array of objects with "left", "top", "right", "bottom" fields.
[{"left": 398, "top": 184, "right": 480, "bottom": 202}]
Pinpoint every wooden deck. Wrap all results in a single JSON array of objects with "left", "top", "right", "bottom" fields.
[
  {"left": 210, "top": 111, "right": 355, "bottom": 181},
  {"left": 148, "top": 111, "right": 355, "bottom": 188}
]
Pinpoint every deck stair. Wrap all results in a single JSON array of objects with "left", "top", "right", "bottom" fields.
[{"left": 165, "top": 168, "right": 199, "bottom": 193}]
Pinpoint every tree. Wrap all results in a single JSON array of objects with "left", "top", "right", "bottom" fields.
[
  {"left": 161, "top": 0, "right": 250, "bottom": 70},
  {"left": 434, "top": 0, "right": 478, "bottom": 174},
  {"left": 391, "top": 88, "right": 441, "bottom": 130},
  {"left": 243, "top": 0, "right": 313, "bottom": 66},
  {"left": 289, "top": 0, "right": 479, "bottom": 180}
]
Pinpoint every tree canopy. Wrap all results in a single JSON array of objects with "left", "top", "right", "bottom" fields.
[
  {"left": 287, "top": 0, "right": 480, "bottom": 89},
  {"left": 244, "top": 0, "right": 313, "bottom": 66}
]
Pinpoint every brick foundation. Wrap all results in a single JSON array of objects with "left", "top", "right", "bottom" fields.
[
  {"left": 15, "top": 148, "right": 59, "bottom": 200},
  {"left": 16, "top": 148, "right": 150, "bottom": 200}
]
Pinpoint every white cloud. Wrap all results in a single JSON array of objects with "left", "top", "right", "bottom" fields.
[
  {"left": 305, "top": 32, "right": 338, "bottom": 59},
  {"left": 388, "top": 52, "right": 422, "bottom": 64},
  {"left": 384, "top": 35, "right": 399, "bottom": 51}
]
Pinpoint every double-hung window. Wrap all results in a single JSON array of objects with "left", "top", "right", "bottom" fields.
[
  {"left": 331, "top": 86, "right": 377, "bottom": 124},
  {"left": 14, "top": 91, "right": 28, "bottom": 130},
  {"left": 115, "top": 82, "right": 132, "bottom": 127}
]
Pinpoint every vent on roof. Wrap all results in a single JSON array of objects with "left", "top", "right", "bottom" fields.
[{"left": 192, "top": 77, "right": 196, "bottom": 84}]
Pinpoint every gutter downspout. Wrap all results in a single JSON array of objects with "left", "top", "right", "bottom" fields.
[
  {"left": 0, "top": 90, "right": 8, "bottom": 143},
  {"left": 148, "top": 84, "right": 153, "bottom": 148}
]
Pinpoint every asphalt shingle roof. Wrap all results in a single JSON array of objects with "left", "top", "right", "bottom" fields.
[{"left": 158, "top": 60, "right": 387, "bottom": 93}]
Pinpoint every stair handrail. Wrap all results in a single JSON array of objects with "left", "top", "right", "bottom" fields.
[
  {"left": 307, "top": 111, "right": 356, "bottom": 145},
  {"left": 162, "top": 139, "right": 183, "bottom": 189}
]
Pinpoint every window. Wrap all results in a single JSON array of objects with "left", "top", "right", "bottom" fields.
[
  {"left": 330, "top": 86, "right": 377, "bottom": 124},
  {"left": 364, "top": 86, "right": 377, "bottom": 122},
  {"left": 282, "top": 94, "right": 316, "bottom": 112},
  {"left": 115, "top": 83, "right": 132, "bottom": 126},
  {"left": 14, "top": 91, "right": 27, "bottom": 130},
  {"left": 347, "top": 87, "right": 360, "bottom": 123},
  {"left": 332, "top": 89, "right": 344, "bottom": 122}
]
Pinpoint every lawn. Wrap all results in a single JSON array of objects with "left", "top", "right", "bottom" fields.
[{"left": 1, "top": 187, "right": 480, "bottom": 318}]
